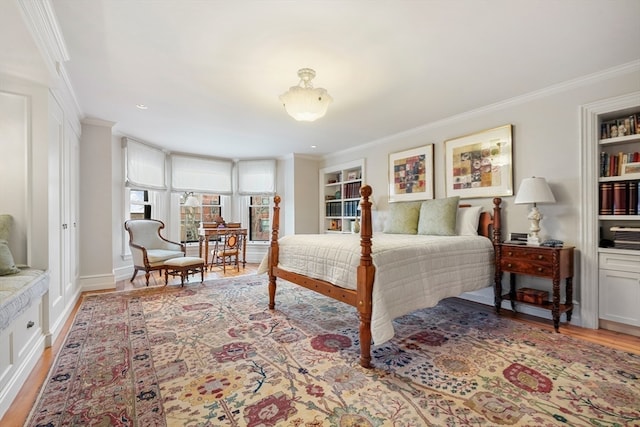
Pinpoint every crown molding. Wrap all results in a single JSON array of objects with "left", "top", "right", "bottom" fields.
[
  {"left": 17, "top": 0, "right": 83, "bottom": 123},
  {"left": 324, "top": 60, "right": 640, "bottom": 160}
]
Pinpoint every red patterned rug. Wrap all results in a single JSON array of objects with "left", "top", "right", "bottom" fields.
[{"left": 26, "top": 275, "right": 640, "bottom": 426}]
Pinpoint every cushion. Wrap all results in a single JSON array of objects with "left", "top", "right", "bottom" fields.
[
  {"left": 0, "top": 215, "right": 12, "bottom": 241},
  {"left": 383, "top": 201, "right": 422, "bottom": 234},
  {"left": 0, "top": 240, "right": 20, "bottom": 276},
  {"left": 417, "top": 196, "right": 460, "bottom": 236},
  {"left": 456, "top": 206, "right": 483, "bottom": 236}
]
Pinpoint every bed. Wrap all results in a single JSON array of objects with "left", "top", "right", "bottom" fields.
[{"left": 266, "top": 185, "right": 502, "bottom": 368}]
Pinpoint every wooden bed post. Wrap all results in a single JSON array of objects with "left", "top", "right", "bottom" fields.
[
  {"left": 268, "top": 195, "right": 281, "bottom": 310},
  {"left": 492, "top": 197, "right": 503, "bottom": 314},
  {"left": 356, "top": 185, "right": 375, "bottom": 368}
]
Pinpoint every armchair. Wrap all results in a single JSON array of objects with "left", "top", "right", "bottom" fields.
[{"left": 124, "top": 219, "right": 185, "bottom": 286}]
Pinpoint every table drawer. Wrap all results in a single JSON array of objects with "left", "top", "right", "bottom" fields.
[
  {"left": 502, "top": 248, "right": 553, "bottom": 264},
  {"left": 501, "top": 259, "right": 553, "bottom": 277}
]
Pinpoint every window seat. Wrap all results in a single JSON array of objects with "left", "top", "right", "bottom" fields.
[{"left": 0, "top": 267, "right": 49, "bottom": 332}]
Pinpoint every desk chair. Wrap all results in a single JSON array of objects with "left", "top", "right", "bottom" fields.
[{"left": 211, "top": 232, "right": 242, "bottom": 273}]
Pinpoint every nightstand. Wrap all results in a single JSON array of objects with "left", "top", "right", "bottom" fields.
[{"left": 495, "top": 243, "right": 575, "bottom": 331}]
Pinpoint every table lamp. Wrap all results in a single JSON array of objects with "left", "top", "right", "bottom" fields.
[{"left": 514, "top": 177, "right": 556, "bottom": 245}]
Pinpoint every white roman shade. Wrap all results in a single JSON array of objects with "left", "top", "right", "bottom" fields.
[
  {"left": 237, "top": 159, "right": 277, "bottom": 195},
  {"left": 171, "top": 154, "right": 233, "bottom": 194},
  {"left": 123, "top": 138, "right": 167, "bottom": 190}
]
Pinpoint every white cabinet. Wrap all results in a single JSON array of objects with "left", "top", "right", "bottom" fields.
[
  {"left": 319, "top": 160, "right": 365, "bottom": 233},
  {"left": 599, "top": 250, "right": 640, "bottom": 326},
  {"left": 595, "top": 101, "right": 640, "bottom": 330}
]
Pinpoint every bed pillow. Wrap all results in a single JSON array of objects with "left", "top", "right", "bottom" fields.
[
  {"left": 0, "top": 214, "right": 11, "bottom": 241},
  {"left": 0, "top": 240, "right": 19, "bottom": 276},
  {"left": 383, "top": 201, "right": 422, "bottom": 234},
  {"left": 456, "top": 205, "right": 483, "bottom": 236},
  {"left": 417, "top": 196, "right": 460, "bottom": 236}
]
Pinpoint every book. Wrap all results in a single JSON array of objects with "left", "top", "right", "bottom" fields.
[
  {"left": 612, "top": 182, "right": 628, "bottom": 215},
  {"left": 599, "top": 182, "right": 613, "bottom": 215},
  {"left": 628, "top": 181, "right": 639, "bottom": 215}
]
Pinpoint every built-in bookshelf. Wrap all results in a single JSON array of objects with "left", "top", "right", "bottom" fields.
[{"left": 319, "top": 159, "right": 365, "bottom": 233}]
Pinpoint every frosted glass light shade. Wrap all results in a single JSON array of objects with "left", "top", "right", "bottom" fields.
[{"left": 280, "top": 68, "right": 332, "bottom": 122}]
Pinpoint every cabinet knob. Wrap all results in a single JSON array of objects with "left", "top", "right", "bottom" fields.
[
  {"left": 508, "top": 251, "right": 513, "bottom": 256},
  {"left": 538, "top": 255, "right": 543, "bottom": 260},
  {"left": 538, "top": 267, "right": 543, "bottom": 272},
  {"left": 27, "top": 320, "right": 34, "bottom": 329},
  {"left": 507, "top": 263, "right": 512, "bottom": 268}
]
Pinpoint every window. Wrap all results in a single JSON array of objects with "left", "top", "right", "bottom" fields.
[
  {"left": 129, "top": 189, "right": 150, "bottom": 220},
  {"left": 179, "top": 193, "right": 223, "bottom": 243},
  {"left": 248, "top": 196, "right": 271, "bottom": 241}
]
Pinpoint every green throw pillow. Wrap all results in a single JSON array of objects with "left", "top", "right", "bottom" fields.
[
  {"left": 417, "top": 196, "right": 460, "bottom": 236},
  {"left": 0, "top": 214, "right": 11, "bottom": 241},
  {"left": 383, "top": 201, "right": 422, "bottom": 234},
  {"left": 0, "top": 240, "right": 19, "bottom": 275}
]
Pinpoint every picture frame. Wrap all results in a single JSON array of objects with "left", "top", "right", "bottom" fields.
[
  {"left": 622, "top": 162, "right": 640, "bottom": 178},
  {"left": 445, "top": 124, "right": 513, "bottom": 199},
  {"left": 388, "top": 144, "right": 434, "bottom": 202},
  {"left": 347, "top": 171, "right": 358, "bottom": 181}
]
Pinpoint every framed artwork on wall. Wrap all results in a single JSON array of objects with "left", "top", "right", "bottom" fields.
[
  {"left": 388, "top": 144, "right": 434, "bottom": 202},
  {"left": 445, "top": 124, "right": 513, "bottom": 199}
]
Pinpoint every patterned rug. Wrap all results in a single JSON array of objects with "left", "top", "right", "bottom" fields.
[{"left": 26, "top": 275, "right": 640, "bottom": 426}]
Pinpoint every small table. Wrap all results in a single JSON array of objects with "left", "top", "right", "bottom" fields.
[
  {"left": 164, "top": 256, "right": 205, "bottom": 286},
  {"left": 495, "top": 243, "right": 575, "bottom": 331},
  {"left": 198, "top": 226, "right": 247, "bottom": 268}
]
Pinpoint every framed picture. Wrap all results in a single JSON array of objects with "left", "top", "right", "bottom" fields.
[
  {"left": 445, "top": 124, "right": 513, "bottom": 199},
  {"left": 622, "top": 162, "right": 640, "bottom": 177},
  {"left": 347, "top": 171, "right": 358, "bottom": 181},
  {"left": 388, "top": 144, "right": 434, "bottom": 202}
]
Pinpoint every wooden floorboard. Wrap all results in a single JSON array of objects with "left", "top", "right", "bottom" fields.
[{"left": 2, "top": 265, "right": 639, "bottom": 426}]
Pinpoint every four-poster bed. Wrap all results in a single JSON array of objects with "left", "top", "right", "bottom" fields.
[{"left": 267, "top": 185, "right": 502, "bottom": 368}]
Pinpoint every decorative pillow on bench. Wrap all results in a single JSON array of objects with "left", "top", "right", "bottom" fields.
[{"left": 0, "top": 215, "right": 20, "bottom": 275}]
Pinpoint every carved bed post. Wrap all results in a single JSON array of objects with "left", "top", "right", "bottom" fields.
[
  {"left": 492, "top": 197, "right": 503, "bottom": 313},
  {"left": 356, "top": 185, "right": 375, "bottom": 368},
  {"left": 268, "top": 195, "right": 281, "bottom": 310}
]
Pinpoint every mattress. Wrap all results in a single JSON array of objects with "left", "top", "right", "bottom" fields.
[{"left": 261, "top": 233, "right": 494, "bottom": 344}]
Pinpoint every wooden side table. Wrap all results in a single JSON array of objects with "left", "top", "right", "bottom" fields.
[{"left": 495, "top": 243, "right": 575, "bottom": 331}]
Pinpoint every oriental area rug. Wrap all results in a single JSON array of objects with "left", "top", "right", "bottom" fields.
[{"left": 27, "top": 275, "right": 640, "bottom": 427}]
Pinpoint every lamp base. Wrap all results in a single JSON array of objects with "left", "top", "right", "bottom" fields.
[{"left": 527, "top": 235, "right": 542, "bottom": 246}]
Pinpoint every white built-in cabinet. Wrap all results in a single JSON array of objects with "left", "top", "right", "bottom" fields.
[
  {"left": 46, "top": 92, "right": 80, "bottom": 343},
  {"left": 319, "top": 160, "right": 365, "bottom": 233},
  {"left": 583, "top": 92, "right": 640, "bottom": 333}
]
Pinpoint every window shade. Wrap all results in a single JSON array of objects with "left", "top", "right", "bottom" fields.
[
  {"left": 171, "top": 155, "right": 233, "bottom": 194},
  {"left": 123, "top": 138, "right": 167, "bottom": 190},
  {"left": 237, "top": 159, "right": 276, "bottom": 195}
]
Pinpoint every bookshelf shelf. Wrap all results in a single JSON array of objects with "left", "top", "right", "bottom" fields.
[{"left": 319, "top": 159, "right": 365, "bottom": 233}]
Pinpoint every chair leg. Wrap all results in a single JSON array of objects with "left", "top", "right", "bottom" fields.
[
  {"left": 130, "top": 268, "right": 139, "bottom": 282},
  {"left": 145, "top": 271, "right": 150, "bottom": 286}
]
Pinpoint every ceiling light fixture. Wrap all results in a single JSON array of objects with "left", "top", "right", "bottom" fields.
[
  {"left": 136, "top": 104, "right": 148, "bottom": 110},
  {"left": 280, "top": 68, "right": 332, "bottom": 122}
]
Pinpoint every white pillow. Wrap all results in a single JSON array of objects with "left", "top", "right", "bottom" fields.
[{"left": 456, "top": 206, "right": 483, "bottom": 236}]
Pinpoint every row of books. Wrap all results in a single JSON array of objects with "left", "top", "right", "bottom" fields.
[
  {"left": 342, "top": 182, "right": 362, "bottom": 199},
  {"left": 611, "top": 226, "right": 640, "bottom": 251},
  {"left": 600, "top": 113, "right": 640, "bottom": 139},
  {"left": 325, "top": 201, "right": 342, "bottom": 217},
  {"left": 599, "top": 181, "right": 640, "bottom": 215},
  {"left": 600, "top": 151, "right": 640, "bottom": 177},
  {"left": 325, "top": 200, "right": 361, "bottom": 217}
]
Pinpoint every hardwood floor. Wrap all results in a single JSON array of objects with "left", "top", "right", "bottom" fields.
[{"left": 3, "top": 266, "right": 639, "bottom": 427}]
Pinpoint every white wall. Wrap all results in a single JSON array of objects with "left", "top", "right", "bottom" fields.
[{"left": 319, "top": 66, "right": 640, "bottom": 324}]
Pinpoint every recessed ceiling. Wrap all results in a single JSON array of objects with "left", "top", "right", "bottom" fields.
[{"left": 36, "top": 0, "right": 640, "bottom": 158}]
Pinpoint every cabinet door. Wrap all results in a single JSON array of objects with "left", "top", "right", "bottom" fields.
[{"left": 599, "top": 268, "right": 640, "bottom": 326}]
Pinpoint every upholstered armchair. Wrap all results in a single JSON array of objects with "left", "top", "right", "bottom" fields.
[{"left": 124, "top": 219, "right": 185, "bottom": 286}]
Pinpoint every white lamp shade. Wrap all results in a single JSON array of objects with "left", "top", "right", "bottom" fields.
[
  {"left": 514, "top": 177, "right": 556, "bottom": 204},
  {"left": 280, "top": 86, "right": 332, "bottom": 122},
  {"left": 184, "top": 194, "right": 200, "bottom": 207}
]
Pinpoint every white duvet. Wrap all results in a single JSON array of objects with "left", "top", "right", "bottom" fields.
[{"left": 259, "top": 233, "right": 494, "bottom": 344}]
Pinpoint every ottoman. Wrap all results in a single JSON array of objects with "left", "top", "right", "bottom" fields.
[{"left": 164, "top": 256, "right": 205, "bottom": 286}]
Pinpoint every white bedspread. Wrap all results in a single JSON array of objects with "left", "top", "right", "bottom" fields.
[{"left": 260, "top": 233, "right": 494, "bottom": 344}]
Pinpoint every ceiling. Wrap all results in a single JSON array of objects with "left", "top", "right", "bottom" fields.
[{"left": 5, "top": 1, "right": 640, "bottom": 159}]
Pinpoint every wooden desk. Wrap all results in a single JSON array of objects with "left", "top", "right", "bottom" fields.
[{"left": 198, "top": 227, "right": 247, "bottom": 268}]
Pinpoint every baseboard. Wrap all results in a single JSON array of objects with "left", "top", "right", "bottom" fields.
[
  {"left": 79, "top": 273, "right": 116, "bottom": 292},
  {"left": 599, "top": 319, "right": 640, "bottom": 337}
]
